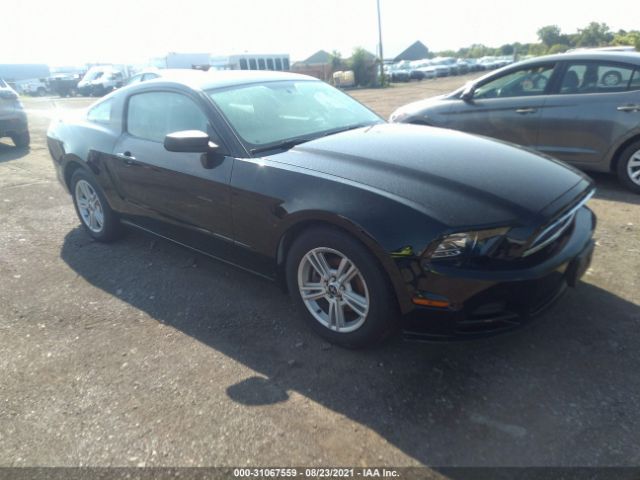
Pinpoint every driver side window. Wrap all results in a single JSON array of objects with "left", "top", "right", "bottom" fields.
[
  {"left": 127, "top": 91, "right": 211, "bottom": 143},
  {"left": 474, "top": 64, "right": 556, "bottom": 99}
]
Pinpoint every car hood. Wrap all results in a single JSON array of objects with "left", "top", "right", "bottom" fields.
[
  {"left": 388, "top": 95, "right": 453, "bottom": 122},
  {"left": 272, "top": 124, "right": 591, "bottom": 228}
]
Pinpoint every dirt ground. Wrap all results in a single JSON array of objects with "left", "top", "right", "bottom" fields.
[{"left": 1, "top": 75, "right": 639, "bottom": 469}]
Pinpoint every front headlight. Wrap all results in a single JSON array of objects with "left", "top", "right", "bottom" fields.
[{"left": 425, "top": 227, "right": 510, "bottom": 260}]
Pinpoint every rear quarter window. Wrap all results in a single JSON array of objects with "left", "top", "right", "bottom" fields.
[
  {"left": 630, "top": 69, "right": 640, "bottom": 91},
  {"left": 87, "top": 99, "right": 113, "bottom": 124}
]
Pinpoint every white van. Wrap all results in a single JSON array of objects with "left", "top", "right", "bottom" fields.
[{"left": 77, "top": 66, "right": 130, "bottom": 96}]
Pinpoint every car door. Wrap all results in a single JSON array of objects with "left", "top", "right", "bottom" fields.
[
  {"left": 110, "top": 89, "right": 236, "bottom": 254},
  {"left": 536, "top": 61, "right": 640, "bottom": 170},
  {"left": 447, "top": 62, "right": 557, "bottom": 148}
]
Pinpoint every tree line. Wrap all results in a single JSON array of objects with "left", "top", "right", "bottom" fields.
[{"left": 434, "top": 22, "right": 640, "bottom": 58}]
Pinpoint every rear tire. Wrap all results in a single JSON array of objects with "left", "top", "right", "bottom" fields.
[
  {"left": 70, "top": 169, "right": 122, "bottom": 242},
  {"left": 616, "top": 140, "right": 640, "bottom": 194},
  {"left": 286, "top": 227, "right": 398, "bottom": 348},
  {"left": 11, "top": 131, "right": 30, "bottom": 148}
]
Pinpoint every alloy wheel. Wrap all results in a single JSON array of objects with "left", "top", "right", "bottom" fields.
[
  {"left": 297, "top": 247, "right": 370, "bottom": 333},
  {"left": 627, "top": 149, "right": 640, "bottom": 186},
  {"left": 75, "top": 179, "right": 104, "bottom": 233}
]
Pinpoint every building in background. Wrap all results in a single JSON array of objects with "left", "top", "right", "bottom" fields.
[
  {"left": 393, "top": 41, "right": 430, "bottom": 62},
  {"left": 291, "top": 50, "right": 332, "bottom": 80}
]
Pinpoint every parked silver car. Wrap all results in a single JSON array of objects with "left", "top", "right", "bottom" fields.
[
  {"left": 390, "top": 51, "right": 640, "bottom": 193},
  {"left": 0, "top": 78, "right": 29, "bottom": 148}
]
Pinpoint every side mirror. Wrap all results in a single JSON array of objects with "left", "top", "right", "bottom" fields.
[
  {"left": 461, "top": 84, "right": 475, "bottom": 102},
  {"left": 164, "top": 130, "right": 218, "bottom": 153}
]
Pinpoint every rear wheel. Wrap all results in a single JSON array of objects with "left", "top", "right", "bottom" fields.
[
  {"left": 286, "top": 227, "right": 398, "bottom": 348},
  {"left": 11, "top": 131, "right": 30, "bottom": 148},
  {"left": 70, "top": 169, "right": 121, "bottom": 242},
  {"left": 617, "top": 140, "right": 640, "bottom": 194}
]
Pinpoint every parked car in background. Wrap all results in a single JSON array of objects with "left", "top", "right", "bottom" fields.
[
  {"left": 408, "top": 60, "right": 429, "bottom": 80},
  {"left": 479, "top": 57, "right": 501, "bottom": 70},
  {"left": 456, "top": 60, "right": 471, "bottom": 75},
  {"left": 16, "top": 78, "right": 49, "bottom": 97},
  {"left": 439, "top": 57, "right": 459, "bottom": 75},
  {"left": 78, "top": 65, "right": 130, "bottom": 96},
  {"left": 125, "top": 69, "right": 162, "bottom": 85},
  {"left": 414, "top": 59, "right": 449, "bottom": 78},
  {"left": 0, "top": 78, "right": 29, "bottom": 147},
  {"left": 389, "top": 51, "right": 640, "bottom": 193},
  {"left": 416, "top": 65, "right": 437, "bottom": 79},
  {"left": 466, "top": 59, "right": 485, "bottom": 72},
  {"left": 386, "top": 66, "right": 411, "bottom": 82},
  {"left": 495, "top": 56, "right": 514, "bottom": 68},
  {"left": 48, "top": 70, "right": 595, "bottom": 347},
  {"left": 49, "top": 73, "right": 84, "bottom": 97},
  {"left": 126, "top": 68, "right": 214, "bottom": 87}
]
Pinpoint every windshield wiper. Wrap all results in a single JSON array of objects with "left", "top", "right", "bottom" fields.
[
  {"left": 250, "top": 137, "right": 312, "bottom": 155},
  {"left": 248, "top": 122, "right": 380, "bottom": 155},
  {"left": 321, "top": 122, "right": 380, "bottom": 137}
]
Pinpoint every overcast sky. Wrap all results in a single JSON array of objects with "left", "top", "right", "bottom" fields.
[{"left": 3, "top": 0, "right": 637, "bottom": 66}]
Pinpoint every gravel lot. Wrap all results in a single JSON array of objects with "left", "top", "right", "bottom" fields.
[{"left": 1, "top": 75, "right": 639, "bottom": 469}]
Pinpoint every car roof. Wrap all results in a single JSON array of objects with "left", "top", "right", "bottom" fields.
[
  {"left": 138, "top": 69, "right": 316, "bottom": 91},
  {"left": 519, "top": 50, "right": 640, "bottom": 66},
  {"left": 455, "top": 50, "right": 640, "bottom": 92}
]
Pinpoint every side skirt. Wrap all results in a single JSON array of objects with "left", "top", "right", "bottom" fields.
[{"left": 120, "top": 219, "right": 276, "bottom": 282}]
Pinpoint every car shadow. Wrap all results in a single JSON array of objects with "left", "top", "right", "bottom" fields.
[
  {"left": 60, "top": 226, "right": 640, "bottom": 466},
  {"left": 0, "top": 140, "right": 30, "bottom": 162},
  {"left": 590, "top": 172, "right": 640, "bottom": 206}
]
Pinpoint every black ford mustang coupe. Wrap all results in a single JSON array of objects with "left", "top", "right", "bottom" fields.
[{"left": 47, "top": 71, "right": 596, "bottom": 347}]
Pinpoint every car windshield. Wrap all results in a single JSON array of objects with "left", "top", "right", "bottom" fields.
[
  {"left": 207, "top": 80, "right": 382, "bottom": 150},
  {"left": 84, "top": 69, "right": 106, "bottom": 81}
]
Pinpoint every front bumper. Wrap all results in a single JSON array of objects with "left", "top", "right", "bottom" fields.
[
  {"left": 399, "top": 207, "right": 596, "bottom": 340},
  {"left": 0, "top": 113, "right": 28, "bottom": 137}
]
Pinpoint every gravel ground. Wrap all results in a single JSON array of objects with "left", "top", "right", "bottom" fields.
[{"left": 1, "top": 75, "right": 639, "bottom": 468}]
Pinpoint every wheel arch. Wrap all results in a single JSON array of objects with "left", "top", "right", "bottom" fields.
[
  {"left": 63, "top": 157, "right": 87, "bottom": 191},
  {"left": 275, "top": 214, "right": 413, "bottom": 314},
  {"left": 610, "top": 133, "right": 640, "bottom": 173}
]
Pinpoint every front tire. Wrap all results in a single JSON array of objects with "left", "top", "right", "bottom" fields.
[
  {"left": 286, "top": 227, "right": 398, "bottom": 348},
  {"left": 617, "top": 140, "right": 640, "bottom": 194},
  {"left": 11, "top": 131, "right": 30, "bottom": 148},
  {"left": 70, "top": 169, "right": 121, "bottom": 242}
]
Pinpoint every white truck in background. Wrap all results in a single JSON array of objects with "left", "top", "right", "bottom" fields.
[
  {"left": 16, "top": 78, "right": 49, "bottom": 96},
  {"left": 152, "top": 53, "right": 211, "bottom": 70},
  {"left": 77, "top": 65, "right": 132, "bottom": 96}
]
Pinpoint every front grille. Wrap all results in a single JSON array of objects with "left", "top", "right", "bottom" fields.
[{"left": 523, "top": 190, "right": 594, "bottom": 257}]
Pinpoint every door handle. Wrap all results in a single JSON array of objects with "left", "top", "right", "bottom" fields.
[
  {"left": 115, "top": 151, "right": 137, "bottom": 165},
  {"left": 515, "top": 107, "right": 537, "bottom": 114},
  {"left": 617, "top": 105, "right": 640, "bottom": 112}
]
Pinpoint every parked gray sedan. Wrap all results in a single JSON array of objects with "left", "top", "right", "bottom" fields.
[
  {"left": 0, "top": 78, "right": 29, "bottom": 148},
  {"left": 390, "top": 51, "right": 640, "bottom": 193}
]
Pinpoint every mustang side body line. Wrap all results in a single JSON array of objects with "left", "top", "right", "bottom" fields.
[{"left": 47, "top": 71, "right": 596, "bottom": 347}]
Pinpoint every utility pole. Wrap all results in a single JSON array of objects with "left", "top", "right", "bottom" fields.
[{"left": 376, "top": 0, "right": 384, "bottom": 85}]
